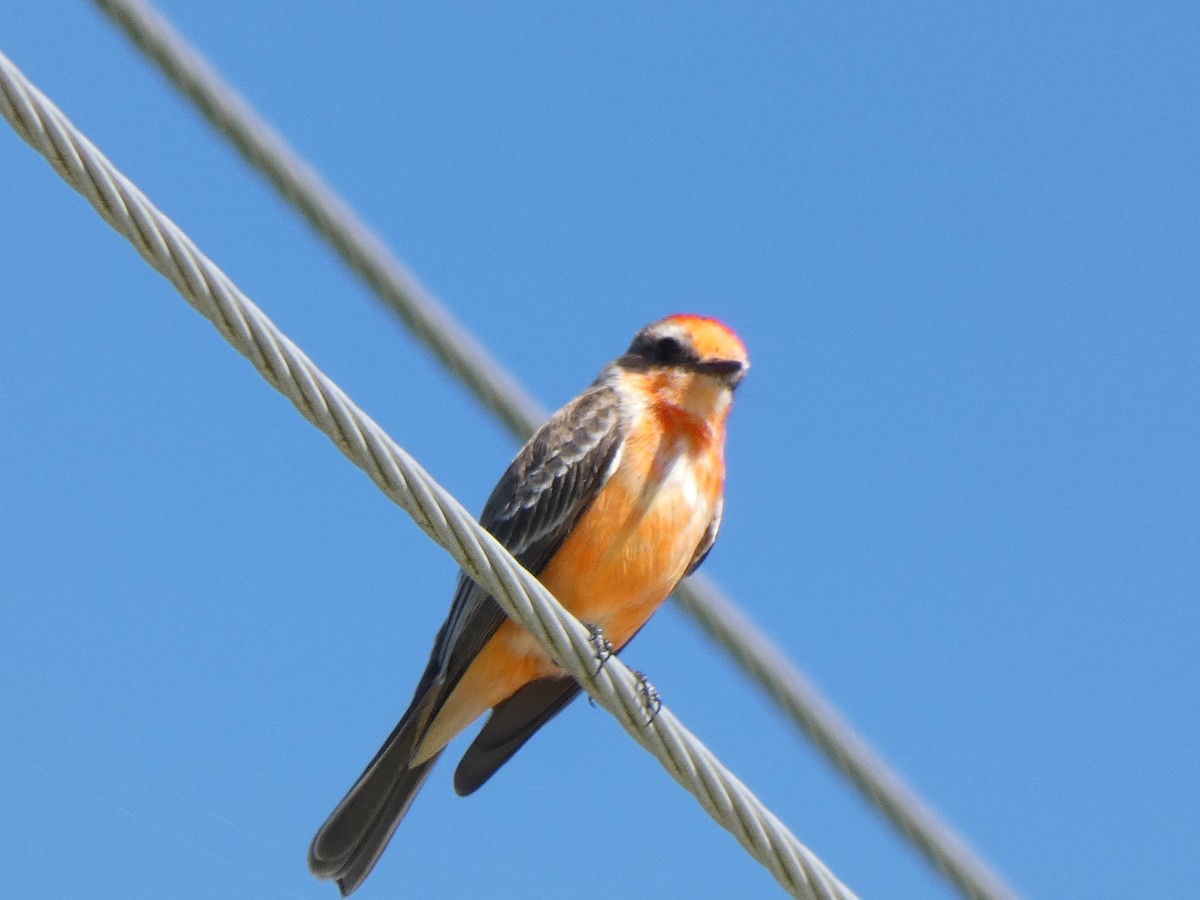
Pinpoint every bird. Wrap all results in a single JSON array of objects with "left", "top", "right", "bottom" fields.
[{"left": 308, "top": 314, "right": 748, "bottom": 895}]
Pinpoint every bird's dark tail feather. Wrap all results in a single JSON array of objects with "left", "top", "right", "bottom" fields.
[
  {"left": 454, "top": 675, "right": 579, "bottom": 797},
  {"left": 308, "top": 682, "right": 444, "bottom": 896}
]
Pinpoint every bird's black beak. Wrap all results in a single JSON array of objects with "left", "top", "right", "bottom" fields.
[{"left": 694, "top": 358, "right": 747, "bottom": 387}]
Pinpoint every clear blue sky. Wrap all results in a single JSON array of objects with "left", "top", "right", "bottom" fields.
[{"left": 3, "top": 3, "right": 1197, "bottom": 898}]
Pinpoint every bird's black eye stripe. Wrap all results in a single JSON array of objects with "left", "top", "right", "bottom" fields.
[
  {"left": 629, "top": 331, "right": 699, "bottom": 366},
  {"left": 652, "top": 335, "right": 686, "bottom": 363}
]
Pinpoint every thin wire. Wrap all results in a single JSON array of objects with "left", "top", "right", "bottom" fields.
[
  {"left": 87, "top": 3, "right": 1018, "bottom": 898},
  {"left": 675, "top": 583, "right": 1018, "bottom": 900},
  {"left": 0, "top": 49, "right": 857, "bottom": 900},
  {"left": 93, "top": 0, "right": 543, "bottom": 440}
]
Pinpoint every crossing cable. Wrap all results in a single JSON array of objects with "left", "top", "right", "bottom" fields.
[
  {"left": 87, "top": 3, "right": 1018, "bottom": 898},
  {"left": 0, "top": 49, "right": 857, "bottom": 900}
]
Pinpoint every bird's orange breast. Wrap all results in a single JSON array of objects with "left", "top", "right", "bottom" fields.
[
  {"left": 531, "top": 413, "right": 722, "bottom": 650},
  {"left": 413, "top": 399, "right": 725, "bottom": 761}
]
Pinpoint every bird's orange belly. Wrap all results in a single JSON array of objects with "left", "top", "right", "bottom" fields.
[
  {"left": 414, "top": 443, "right": 721, "bottom": 761},
  {"left": 532, "top": 458, "right": 717, "bottom": 652}
]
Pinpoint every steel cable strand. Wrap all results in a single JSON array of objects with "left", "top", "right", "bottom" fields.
[
  {"left": 675, "top": 582, "right": 1016, "bottom": 900},
  {"left": 93, "top": 0, "right": 542, "bottom": 439}
]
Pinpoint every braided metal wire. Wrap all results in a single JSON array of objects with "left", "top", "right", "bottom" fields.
[{"left": 0, "top": 49, "right": 858, "bottom": 900}]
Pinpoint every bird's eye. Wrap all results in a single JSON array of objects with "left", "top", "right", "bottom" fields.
[{"left": 652, "top": 335, "right": 686, "bottom": 363}]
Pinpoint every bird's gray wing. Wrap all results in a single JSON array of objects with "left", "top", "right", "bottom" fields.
[
  {"left": 419, "top": 380, "right": 624, "bottom": 703},
  {"left": 308, "top": 382, "right": 623, "bottom": 892}
]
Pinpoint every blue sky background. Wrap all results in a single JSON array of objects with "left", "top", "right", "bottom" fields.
[{"left": 3, "top": 3, "right": 1197, "bottom": 898}]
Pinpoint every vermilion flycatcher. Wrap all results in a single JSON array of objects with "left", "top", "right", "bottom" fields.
[{"left": 308, "top": 314, "right": 748, "bottom": 894}]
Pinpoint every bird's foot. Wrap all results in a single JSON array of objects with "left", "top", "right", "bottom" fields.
[
  {"left": 632, "top": 670, "right": 662, "bottom": 724},
  {"left": 584, "top": 622, "right": 614, "bottom": 673}
]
